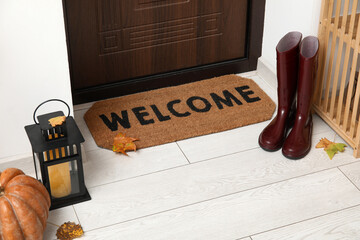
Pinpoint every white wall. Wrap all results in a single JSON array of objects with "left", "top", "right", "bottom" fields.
[
  {"left": 261, "top": 0, "right": 322, "bottom": 72},
  {"left": 0, "top": 1, "right": 73, "bottom": 162}
]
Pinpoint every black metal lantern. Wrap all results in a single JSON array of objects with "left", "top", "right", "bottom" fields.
[{"left": 25, "top": 99, "right": 91, "bottom": 210}]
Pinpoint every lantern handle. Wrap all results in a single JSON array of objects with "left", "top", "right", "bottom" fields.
[{"left": 33, "top": 99, "right": 71, "bottom": 125}]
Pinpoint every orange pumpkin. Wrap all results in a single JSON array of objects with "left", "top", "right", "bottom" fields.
[{"left": 0, "top": 168, "right": 51, "bottom": 240}]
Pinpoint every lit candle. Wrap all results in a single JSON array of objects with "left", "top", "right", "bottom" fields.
[{"left": 45, "top": 135, "right": 72, "bottom": 198}]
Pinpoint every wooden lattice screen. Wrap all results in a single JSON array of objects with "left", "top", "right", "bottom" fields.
[{"left": 314, "top": 0, "right": 360, "bottom": 157}]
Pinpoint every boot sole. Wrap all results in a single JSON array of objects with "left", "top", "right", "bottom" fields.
[
  {"left": 282, "top": 117, "right": 313, "bottom": 160},
  {"left": 259, "top": 145, "right": 282, "bottom": 152},
  {"left": 258, "top": 122, "right": 294, "bottom": 153},
  {"left": 282, "top": 147, "right": 311, "bottom": 160}
]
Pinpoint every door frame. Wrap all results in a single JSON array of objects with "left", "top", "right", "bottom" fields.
[{"left": 62, "top": 0, "right": 266, "bottom": 104}]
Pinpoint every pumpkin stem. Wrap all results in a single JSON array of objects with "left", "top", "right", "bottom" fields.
[{"left": 0, "top": 187, "right": 4, "bottom": 197}]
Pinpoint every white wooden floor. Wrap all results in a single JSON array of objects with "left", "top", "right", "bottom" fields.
[{"left": 3, "top": 71, "right": 360, "bottom": 240}]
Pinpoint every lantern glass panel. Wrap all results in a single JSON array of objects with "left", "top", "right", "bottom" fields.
[
  {"left": 33, "top": 152, "right": 42, "bottom": 182},
  {"left": 47, "top": 159, "right": 81, "bottom": 199}
]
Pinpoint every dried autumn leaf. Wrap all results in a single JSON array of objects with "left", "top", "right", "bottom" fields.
[
  {"left": 316, "top": 138, "right": 347, "bottom": 160},
  {"left": 56, "top": 222, "right": 84, "bottom": 240},
  {"left": 112, "top": 132, "right": 139, "bottom": 155},
  {"left": 48, "top": 116, "right": 66, "bottom": 127},
  {"left": 315, "top": 137, "right": 334, "bottom": 148},
  {"left": 324, "top": 143, "right": 347, "bottom": 160}
]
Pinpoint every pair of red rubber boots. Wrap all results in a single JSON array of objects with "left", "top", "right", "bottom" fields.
[{"left": 258, "top": 32, "right": 319, "bottom": 159}]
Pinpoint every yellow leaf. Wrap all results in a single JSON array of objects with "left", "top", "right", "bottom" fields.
[
  {"left": 56, "top": 222, "right": 84, "bottom": 240},
  {"left": 324, "top": 142, "right": 347, "bottom": 159},
  {"left": 48, "top": 116, "right": 66, "bottom": 127}
]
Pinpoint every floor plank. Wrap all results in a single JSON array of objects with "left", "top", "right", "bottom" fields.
[
  {"left": 177, "top": 120, "right": 268, "bottom": 163},
  {"left": 73, "top": 131, "right": 356, "bottom": 232},
  {"left": 79, "top": 169, "right": 360, "bottom": 239},
  {"left": 251, "top": 205, "right": 360, "bottom": 240},
  {"left": 43, "top": 223, "right": 58, "bottom": 240},
  {"left": 83, "top": 143, "right": 189, "bottom": 188},
  {"left": 339, "top": 161, "right": 360, "bottom": 190},
  {"left": 44, "top": 206, "right": 80, "bottom": 240},
  {"left": 11, "top": 109, "right": 189, "bottom": 189},
  {"left": 47, "top": 206, "right": 80, "bottom": 226},
  {"left": 177, "top": 114, "right": 333, "bottom": 163}
]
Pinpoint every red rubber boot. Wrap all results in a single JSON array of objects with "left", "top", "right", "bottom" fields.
[
  {"left": 282, "top": 36, "right": 319, "bottom": 159},
  {"left": 259, "top": 32, "right": 302, "bottom": 151}
]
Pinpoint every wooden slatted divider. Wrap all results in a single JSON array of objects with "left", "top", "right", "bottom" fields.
[
  {"left": 314, "top": 0, "right": 360, "bottom": 157},
  {"left": 322, "top": 0, "right": 342, "bottom": 112},
  {"left": 315, "top": 0, "right": 334, "bottom": 106},
  {"left": 329, "top": 0, "right": 350, "bottom": 119},
  {"left": 343, "top": 18, "right": 360, "bottom": 134},
  {"left": 336, "top": 0, "right": 358, "bottom": 125}
]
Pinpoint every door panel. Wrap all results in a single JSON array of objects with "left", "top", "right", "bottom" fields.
[{"left": 65, "top": 0, "right": 248, "bottom": 90}]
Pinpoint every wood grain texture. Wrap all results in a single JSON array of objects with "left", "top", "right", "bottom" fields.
[
  {"left": 78, "top": 169, "right": 360, "bottom": 239},
  {"left": 75, "top": 107, "right": 194, "bottom": 188},
  {"left": 47, "top": 206, "right": 79, "bottom": 226},
  {"left": 63, "top": 0, "right": 266, "bottom": 104},
  {"left": 252, "top": 205, "right": 360, "bottom": 240},
  {"left": 83, "top": 143, "right": 189, "bottom": 188},
  {"left": 339, "top": 161, "right": 360, "bottom": 189},
  {"left": 44, "top": 206, "right": 80, "bottom": 240},
  {"left": 73, "top": 130, "right": 356, "bottom": 231},
  {"left": 177, "top": 113, "right": 333, "bottom": 163},
  {"left": 65, "top": 0, "right": 248, "bottom": 89},
  {"left": 313, "top": 0, "right": 360, "bottom": 158},
  {"left": 43, "top": 223, "right": 58, "bottom": 240},
  {"left": 5, "top": 70, "right": 359, "bottom": 239}
]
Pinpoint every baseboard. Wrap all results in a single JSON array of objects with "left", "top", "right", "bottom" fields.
[
  {"left": 257, "top": 57, "right": 277, "bottom": 90},
  {"left": 0, "top": 152, "right": 32, "bottom": 165}
]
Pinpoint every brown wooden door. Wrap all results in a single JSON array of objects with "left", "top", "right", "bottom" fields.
[{"left": 63, "top": 0, "right": 265, "bottom": 103}]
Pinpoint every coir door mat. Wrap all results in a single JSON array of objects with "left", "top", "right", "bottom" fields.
[{"left": 84, "top": 75, "right": 276, "bottom": 150}]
